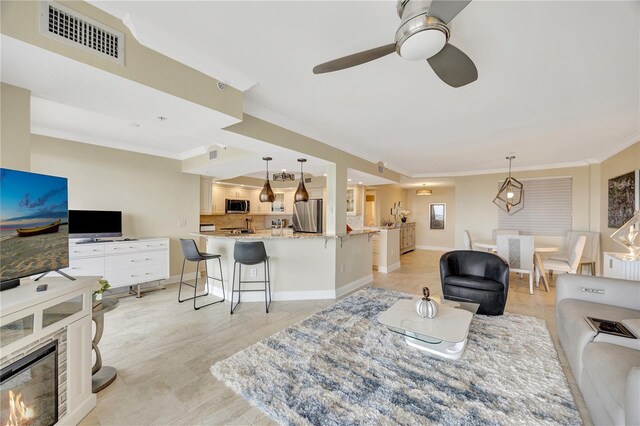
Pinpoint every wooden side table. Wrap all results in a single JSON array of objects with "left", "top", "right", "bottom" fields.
[{"left": 92, "top": 297, "right": 119, "bottom": 392}]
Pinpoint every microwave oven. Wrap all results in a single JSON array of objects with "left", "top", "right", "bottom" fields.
[{"left": 225, "top": 199, "right": 250, "bottom": 214}]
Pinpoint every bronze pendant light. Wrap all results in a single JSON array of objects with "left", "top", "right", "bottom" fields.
[
  {"left": 493, "top": 156, "right": 524, "bottom": 215},
  {"left": 259, "top": 157, "right": 276, "bottom": 203},
  {"left": 294, "top": 158, "right": 309, "bottom": 202}
]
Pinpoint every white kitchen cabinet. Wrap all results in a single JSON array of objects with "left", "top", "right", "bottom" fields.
[
  {"left": 225, "top": 187, "right": 249, "bottom": 200},
  {"left": 284, "top": 191, "right": 295, "bottom": 214},
  {"left": 211, "top": 185, "right": 225, "bottom": 215},
  {"left": 346, "top": 186, "right": 362, "bottom": 216},
  {"left": 603, "top": 252, "right": 640, "bottom": 280},
  {"left": 309, "top": 188, "right": 323, "bottom": 199},
  {"left": 200, "top": 177, "right": 213, "bottom": 215}
]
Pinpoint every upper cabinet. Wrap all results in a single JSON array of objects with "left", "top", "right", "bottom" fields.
[
  {"left": 284, "top": 191, "right": 295, "bottom": 214},
  {"left": 200, "top": 177, "right": 213, "bottom": 215},
  {"left": 225, "top": 187, "right": 249, "bottom": 200},
  {"left": 346, "top": 186, "right": 362, "bottom": 216},
  {"left": 211, "top": 185, "right": 225, "bottom": 215}
]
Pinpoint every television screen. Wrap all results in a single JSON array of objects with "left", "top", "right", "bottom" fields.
[
  {"left": 68, "top": 210, "right": 122, "bottom": 238},
  {"left": 0, "top": 168, "right": 69, "bottom": 282}
]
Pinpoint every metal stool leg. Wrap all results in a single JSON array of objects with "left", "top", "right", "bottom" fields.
[
  {"left": 218, "top": 257, "right": 226, "bottom": 301},
  {"left": 230, "top": 261, "right": 238, "bottom": 314},
  {"left": 193, "top": 259, "right": 225, "bottom": 311},
  {"left": 178, "top": 258, "right": 186, "bottom": 303},
  {"left": 263, "top": 260, "right": 269, "bottom": 313}
]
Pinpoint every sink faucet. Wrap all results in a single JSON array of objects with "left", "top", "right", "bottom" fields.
[{"left": 245, "top": 217, "right": 253, "bottom": 230}]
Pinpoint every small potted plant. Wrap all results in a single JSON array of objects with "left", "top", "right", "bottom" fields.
[
  {"left": 400, "top": 210, "right": 410, "bottom": 223},
  {"left": 93, "top": 279, "right": 111, "bottom": 308}
]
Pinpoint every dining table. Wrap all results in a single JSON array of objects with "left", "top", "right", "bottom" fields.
[{"left": 474, "top": 239, "right": 559, "bottom": 253}]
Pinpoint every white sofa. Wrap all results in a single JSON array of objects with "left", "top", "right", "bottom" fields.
[{"left": 556, "top": 274, "right": 640, "bottom": 425}]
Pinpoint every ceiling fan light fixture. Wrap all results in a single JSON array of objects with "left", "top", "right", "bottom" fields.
[{"left": 399, "top": 29, "right": 447, "bottom": 61}]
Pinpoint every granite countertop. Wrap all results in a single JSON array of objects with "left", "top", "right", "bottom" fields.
[{"left": 191, "top": 229, "right": 377, "bottom": 240}]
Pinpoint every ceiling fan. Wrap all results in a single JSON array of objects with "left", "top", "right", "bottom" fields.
[{"left": 313, "top": 0, "right": 477, "bottom": 88}]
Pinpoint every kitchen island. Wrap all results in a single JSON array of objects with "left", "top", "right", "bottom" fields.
[{"left": 191, "top": 229, "right": 376, "bottom": 301}]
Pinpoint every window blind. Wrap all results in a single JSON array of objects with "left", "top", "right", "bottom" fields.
[{"left": 498, "top": 177, "right": 572, "bottom": 236}]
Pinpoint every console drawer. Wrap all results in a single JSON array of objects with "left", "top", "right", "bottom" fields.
[
  {"left": 104, "top": 243, "right": 140, "bottom": 254},
  {"left": 61, "top": 257, "right": 104, "bottom": 277},
  {"left": 69, "top": 244, "right": 105, "bottom": 258},
  {"left": 140, "top": 240, "right": 169, "bottom": 251},
  {"left": 105, "top": 251, "right": 166, "bottom": 270}
]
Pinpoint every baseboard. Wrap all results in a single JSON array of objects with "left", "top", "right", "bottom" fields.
[
  {"left": 378, "top": 262, "right": 401, "bottom": 274},
  {"left": 336, "top": 274, "right": 374, "bottom": 298},
  {"left": 416, "top": 245, "right": 455, "bottom": 252},
  {"left": 207, "top": 286, "right": 336, "bottom": 302},
  {"left": 60, "top": 394, "right": 96, "bottom": 426},
  {"left": 165, "top": 272, "right": 196, "bottom": 285}
]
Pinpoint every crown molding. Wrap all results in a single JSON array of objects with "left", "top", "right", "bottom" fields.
[{"left": 594, "top": 131, "right": 639, "bottom": 163}]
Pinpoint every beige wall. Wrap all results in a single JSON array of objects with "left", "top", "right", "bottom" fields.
[
  {"left": 454, "top": 165, "right": 594, "bottom": 249},
  {"left": 600, "top": 142, "right": 640, "bottom": 253},
  {"left": 30, "top": 135, "right": 200, "bottom": 277},
  {"left": 0, "top": 83, "right": 31, "bottom": 171},
  {"left": 407, "top": 186, "right": 456, "bottom": 249},
  {"left": 370, "top": 184, "right": 407, "bottom": 226}
]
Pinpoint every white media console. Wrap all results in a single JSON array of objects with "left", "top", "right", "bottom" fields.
[{"left": 61, "top": 238, "right": 170, "bottom": 296}]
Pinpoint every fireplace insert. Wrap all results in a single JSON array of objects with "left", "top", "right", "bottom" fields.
[{"left": 1, "top": 340, "right": 58, "bottom": 426}]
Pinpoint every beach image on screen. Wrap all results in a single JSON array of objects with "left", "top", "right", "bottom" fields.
[{"left": 0, "top": 168, "right": 69, "bottom": 281}]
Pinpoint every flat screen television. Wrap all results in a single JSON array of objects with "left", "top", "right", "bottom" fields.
[
  {"left": 68, "top": 210, "right": 122, "bottom": 240},
  {"left": 0, "top": 168, "right": 69, "bottom": 290}
]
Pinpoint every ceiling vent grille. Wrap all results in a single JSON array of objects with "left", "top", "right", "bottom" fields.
[
  {"left": 40, "top": 2, "right": 125, "bottom": 65},
  {"left": 305, "top": 177, "right": 312, "bottom": 183},
  {"left": 209, "top": 150, "right": 218, "bottom": 160}
]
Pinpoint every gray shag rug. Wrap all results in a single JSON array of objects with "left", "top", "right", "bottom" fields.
[{"left": 211, "top": 287, "right": 581, "bottom": 425}]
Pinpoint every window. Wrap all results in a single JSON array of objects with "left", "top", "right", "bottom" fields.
[{"left": 498, "top": 177, "right": 572, "bottom": 236}]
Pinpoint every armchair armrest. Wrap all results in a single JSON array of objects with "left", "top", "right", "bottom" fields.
[{"left": 556, "top": 274, "right": 640, "bottom": 311}]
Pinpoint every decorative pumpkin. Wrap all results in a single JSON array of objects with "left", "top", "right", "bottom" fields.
[{"left": 416, "top": 287, "right": 439, "bottom": 319}]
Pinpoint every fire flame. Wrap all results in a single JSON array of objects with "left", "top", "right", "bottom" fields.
[{"left": 4, "top": 390, "right": 34, "bottom": 426}]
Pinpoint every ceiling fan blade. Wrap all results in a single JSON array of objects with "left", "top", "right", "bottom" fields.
[
  {"left": 427, "top": 0, "right": 472, "bottom": 24},
  {"left": 313, "top": 43, "right": 396, "bottom": 74},
  {"left": 427, "top": 43, "right": 478, "bottom": 88}
]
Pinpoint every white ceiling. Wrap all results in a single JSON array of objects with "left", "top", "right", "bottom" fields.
[{"left": 90, "top": 0, "right": 640, "bottom": 176}]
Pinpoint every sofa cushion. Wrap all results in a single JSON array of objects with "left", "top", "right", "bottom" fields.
[
  {"left": 556, "top": 299, "right": 639, "bottom": 385},
  {"left": 443, "top": 275, "right": 504, "bottom": 292},
  {"left": 582, "top": 342, "right": 640, "bottom": 425}
]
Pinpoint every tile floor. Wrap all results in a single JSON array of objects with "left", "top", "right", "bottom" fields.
[{"left": 79, "top": 249, "right": 592, "bottom": 425}]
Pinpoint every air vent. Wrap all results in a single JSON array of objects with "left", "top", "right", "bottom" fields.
[
  {"left": 40, "top": 2, "right": 125, "bottom": 65},
  {"left": 305, "top": 177, "right": 312, "bottom": 183},
  {"left": 209, "top": 150, "right": 218, "bottom": 160},
  {"left": 377, "top": 164, "right": 385, "bottom": 174}
]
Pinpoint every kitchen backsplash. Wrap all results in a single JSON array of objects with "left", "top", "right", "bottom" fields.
[{"left": 200, "top": 214, "right": 293, "bottom": 229}]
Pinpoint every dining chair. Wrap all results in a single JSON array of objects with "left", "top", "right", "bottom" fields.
[
  {"left": 493, "top": 229, "right": 520, "bottom": 239},
  {"left": 496, "top": 235, "right": 535, "bottom": 294},
  {"left": 549, "top": 231, "right": 600, "bottom": 275},
  {"left": 462, "top": 230, "right": 473, "bottom": 250},
  {"left": 537, "top": 236, "right": 587, "bottom": 286}
]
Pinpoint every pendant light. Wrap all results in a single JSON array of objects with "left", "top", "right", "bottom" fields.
[
  {"left": 416, "top": 185, "right": 432, "bottom": 196},
  {"left": 294, "top": 158, "right": 309, "bottom": 202},
  {"left": 493, "top": 156, "right": 524, "bottom": 215},
  {"left": 259, "top": 157, "right": 275, "bottom": 203}
]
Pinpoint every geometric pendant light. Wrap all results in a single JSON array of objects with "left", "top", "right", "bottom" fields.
[
  {"left": 259, "top": 157, "right": 276, "bottom": 203},
  {"left": 294, "top": 158, "right": 309, "bottom": 202},
  {"left": 492, "top": 155, "right": 524, "bottom": 215}
]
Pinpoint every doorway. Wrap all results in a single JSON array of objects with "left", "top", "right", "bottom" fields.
[{"left": 365, "top": 190, "right": 376, "bottom": 227}]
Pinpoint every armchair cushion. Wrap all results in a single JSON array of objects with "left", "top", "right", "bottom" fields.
[{"left": 443, "top": 275, "right": 505, "bottom": 292}]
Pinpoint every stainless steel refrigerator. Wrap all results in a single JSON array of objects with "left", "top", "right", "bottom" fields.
[{"left": 292, "top": 199, "right": 323, "bottom": 233}]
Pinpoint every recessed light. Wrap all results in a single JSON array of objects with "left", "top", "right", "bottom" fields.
[
  {"left": 281, "top": 169, "right": 287, "bottom": 172},
  {"left": 358, "top": 181, "right": 363, "bottom": 185},
  {"left": 323, "top": 174, "right": 327, "bottom": 177},
  {"left": 128, "top": 122, "right": 140, "bottom": 128},
  {"left": 348, "top": 178, "right": 352, "bottom": 182}
]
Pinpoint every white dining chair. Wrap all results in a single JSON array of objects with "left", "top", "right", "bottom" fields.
[
  {"left": 493, "top": 229, "right": 521, "bottom": 239},
  {"left": 537, "top": 235, "right": 587, "bottom": 285},
  {"left": 462, "top": 230, "right": 473, "bottom": 250},
  {"left": 549, "top": 231, "right": 600, "bottom": 275},
  {"left": 496, "top": 235, "right": 535, "bottom": 294}
]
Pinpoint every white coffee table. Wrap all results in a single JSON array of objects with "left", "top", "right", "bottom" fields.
[{"left": 378, "top": 297, "right": 479, "bottom": 360}]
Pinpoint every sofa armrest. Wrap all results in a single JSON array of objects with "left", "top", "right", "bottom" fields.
[
  {"left": 627, "top": 367, "right": 640, "bottom": 426},
  {"left": 556, "top": 274, "right": 640, "bottom": 311}
]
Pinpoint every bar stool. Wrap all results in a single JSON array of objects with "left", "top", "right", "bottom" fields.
[
  {"left": 230, "top": 241, "right": 271, "bottom": 314},
  {"left": 178, "top": 239, "right": 225, "bottom": 310}
]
